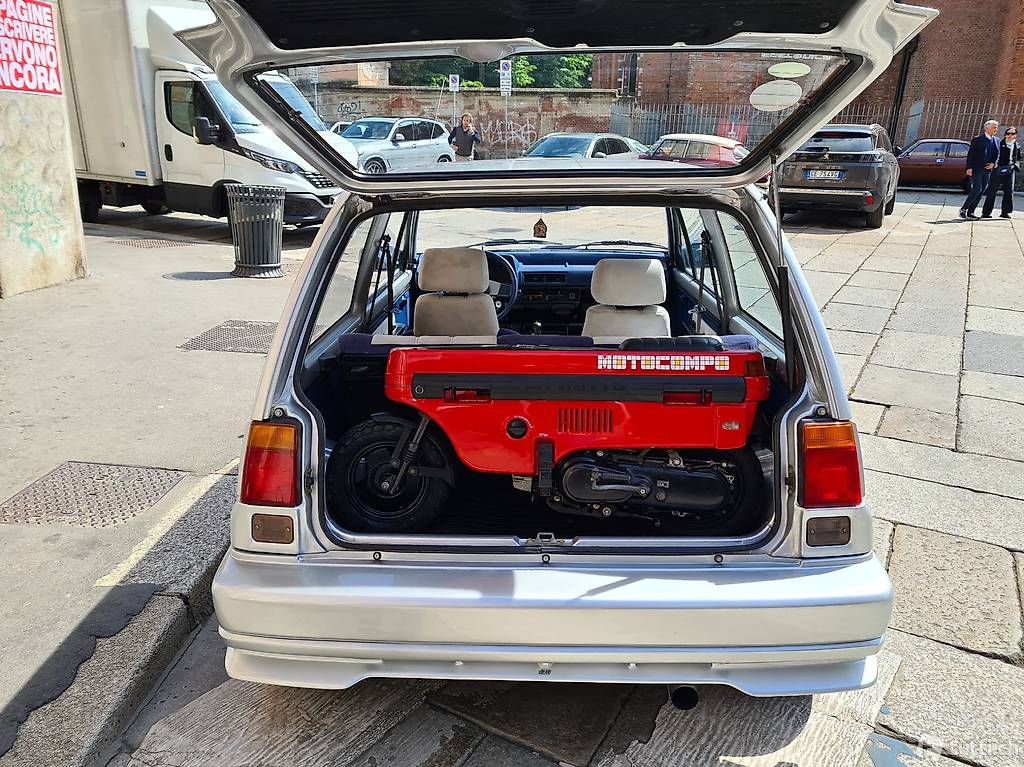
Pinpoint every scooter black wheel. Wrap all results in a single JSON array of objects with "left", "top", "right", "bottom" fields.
[{"left": 326, "top": 419, "right": 451, "bottom": 533}]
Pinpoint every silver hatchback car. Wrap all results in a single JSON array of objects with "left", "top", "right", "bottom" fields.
[
  {"left": 187, "top": 0, "right": 937, "bottom": 700},
  {"left": 338, "top": 117, "right": 455, "bottom": 173}
]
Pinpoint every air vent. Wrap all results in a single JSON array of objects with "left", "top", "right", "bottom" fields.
[
  {"left": 524, "top": 273, "right": 567, "bottom": 284},
  {"left": 558, "top": 407, "right": 614, "bottom": 433}
]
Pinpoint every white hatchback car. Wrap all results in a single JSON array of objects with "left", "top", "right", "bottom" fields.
[
  {"left": 337, "top": 117, "right": 455, "bottom": 173},
  {"left": 524, "top": 132, "right": 647, "bottom": 159},
  {"left": 185, "top": 0, "right": 936, "bottom": 702}
]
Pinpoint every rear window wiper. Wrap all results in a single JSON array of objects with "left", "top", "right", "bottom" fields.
[{"left": 575, "top": 240, "right": 668, "bottom": 250}]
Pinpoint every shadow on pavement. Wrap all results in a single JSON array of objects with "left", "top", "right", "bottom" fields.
[{"left": 0, "top": 583, "right": 159, "bottom": 755}]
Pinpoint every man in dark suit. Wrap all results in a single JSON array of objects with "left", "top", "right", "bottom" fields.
[{"left": 960, "top": 120, "right": 1000, "bottom": 219}]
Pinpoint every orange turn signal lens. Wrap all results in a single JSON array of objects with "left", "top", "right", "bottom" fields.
[
  {"left": 240, "top": 422, "right": 299, "bottom": 508},
  {"left": 802, "top": 420, "right": 858, "bottom": 450},
  {"left": 247, "top": 422, "right": 299, "bottom": 451},
  {"left": 800, "top": 420, "right": 862, "bottom": 508}
]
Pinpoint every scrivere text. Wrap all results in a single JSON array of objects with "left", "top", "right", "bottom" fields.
[{"left": 0, "top": 0, "right": 62, "bottom": 95}]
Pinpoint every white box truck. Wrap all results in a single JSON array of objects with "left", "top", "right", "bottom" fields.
[{"left": 56, "top": 0, "right": 355, "bottom": 224}]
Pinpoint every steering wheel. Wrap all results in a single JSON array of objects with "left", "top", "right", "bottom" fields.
[{"left": 484, "top": 252, "right": 519, "bottom": 320}]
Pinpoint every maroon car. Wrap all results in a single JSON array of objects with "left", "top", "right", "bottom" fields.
[{"left": 897, "top": 138, "right": 971, "bottom": 191}]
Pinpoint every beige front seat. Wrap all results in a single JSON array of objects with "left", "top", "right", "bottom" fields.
[
  {"left": 582, "top": 258, "right": 672, "bottom": 338},
  {"left": 413, "top": 247, "right": 500, "bottom": 336}
]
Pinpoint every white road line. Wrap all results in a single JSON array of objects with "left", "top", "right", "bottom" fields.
[{"left": 95, "top": 458, "right": 238, "bottom": 588}]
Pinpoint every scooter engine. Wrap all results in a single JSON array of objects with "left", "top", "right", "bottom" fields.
[{"left": 548, "top": 448, "right": 761, "bottom": 522}]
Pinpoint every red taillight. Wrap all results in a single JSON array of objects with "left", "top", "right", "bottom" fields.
[
  {"left": 865, "top": 193, "right": 874, "bottom": 205},
  {"left": 240, "top": 422, "right": 299, "bottom": 507},
  {"left": 800, "top": 420, "right": 862, "bottom": 508}
]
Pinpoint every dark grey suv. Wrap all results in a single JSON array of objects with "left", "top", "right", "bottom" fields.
[{"left": 780, "top": 124, "right": 900, "bottom": 228}]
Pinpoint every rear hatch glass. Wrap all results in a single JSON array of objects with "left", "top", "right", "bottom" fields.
[{"left": 181, "top": 0, "right": 937, "bottom": 194}]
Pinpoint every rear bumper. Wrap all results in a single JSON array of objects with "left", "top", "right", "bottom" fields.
[
  {"left": 213, "top": 551, "right": 892, "bottom": 695},
  {"left": 780, "top": 187, "right": 881, "bottom": 212}
]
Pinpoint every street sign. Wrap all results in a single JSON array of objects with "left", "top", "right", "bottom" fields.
[
  {"left": 449, "top": 74, "right": 460, "bottom": 92},
  {"left": 499, "top": 60, "right": 512, "bottom": 96}
]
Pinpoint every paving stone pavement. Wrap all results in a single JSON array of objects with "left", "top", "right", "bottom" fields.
[{"left": 113, "top": 193, "right": 1024, "bottom": 767}]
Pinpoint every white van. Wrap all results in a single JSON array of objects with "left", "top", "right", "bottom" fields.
[{"left": 57, "top": 0, "right": 356, "bottom": 224}]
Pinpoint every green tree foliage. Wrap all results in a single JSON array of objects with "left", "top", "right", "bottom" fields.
[
  {"left": 531, "top": 54, "right": 593, "bottom": 88},
  {"left": 390, "top": 55, "right": 591, "bottom": 90},
  {"left": 511, "top": 57, "right": 537, "bottom": 87}
]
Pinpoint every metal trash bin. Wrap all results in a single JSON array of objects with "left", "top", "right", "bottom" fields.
[{"left": 226, "top": 184, "right": 286, "bottom": 278}]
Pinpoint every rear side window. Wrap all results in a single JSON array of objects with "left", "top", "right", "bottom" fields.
[
  {"left": 310, "top": 214, "right": 411, "bottom": 341},
  {"left": 716, "top": 213, "right": 782, "bottom": 338},
  {"left": 310, "top": 220, "right": 372, "bottom": 340},
  {"left": 948, "top": 143, "right": 969, "bottom": 158},
  {"left": 800, "top": 132, "right": 874, "bottom": 153}
]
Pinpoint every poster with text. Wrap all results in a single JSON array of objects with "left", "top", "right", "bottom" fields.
[{"left": 0, "top": 0, "right": 62, "bottom": 95}]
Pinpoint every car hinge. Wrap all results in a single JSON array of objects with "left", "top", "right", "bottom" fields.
[
  {"left": 769, "top": 152, "right": 798, "bottom": 386},
  {"left": 304, "top": 467, "right": 315, "bottom": 490}
]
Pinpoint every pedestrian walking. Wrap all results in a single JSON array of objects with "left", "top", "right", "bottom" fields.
[
  {"left": 981, "top": 126, "right": 1021, "bottom": 219},
  {"left": 449, "top": 113, "right": 481, "bottom": 162},
  {"left": 960, "top": 119, "right": 1000, "bottom": 219}
]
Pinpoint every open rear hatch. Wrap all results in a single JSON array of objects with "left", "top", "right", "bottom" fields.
[{"left": 179, "top": 0, "right": 936, "bottom": 195}]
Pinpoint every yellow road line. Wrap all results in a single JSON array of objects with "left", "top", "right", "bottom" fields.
[{"left": 95, "top": 458, "right": 238, "bottom": 588}]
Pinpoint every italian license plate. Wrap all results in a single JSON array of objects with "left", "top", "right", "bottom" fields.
[{"left": 806, "top": 169, "right": 844, "bottom": 180}]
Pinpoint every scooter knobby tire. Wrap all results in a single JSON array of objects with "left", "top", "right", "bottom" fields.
[{"left": 326, "top": 419, "right": 451, "bottom": 534}]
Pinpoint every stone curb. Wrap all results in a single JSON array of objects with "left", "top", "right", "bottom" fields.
[
  {"left": 0, "top": 594, "right": 193, "bottom": 767},
  {"left": 0, "top": 476, "right": 233, "bottom": 767}
]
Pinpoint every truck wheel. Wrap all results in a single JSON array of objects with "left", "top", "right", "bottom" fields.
[
  {"left": 884, "top": 194, "right": 896, "bottom": 215},
  {"left": 363, "top": 159, "right": 386, "bottom": 174},
  {"left": 141, "top": 201, "right": 169, "bottom": 215},
  {"left": 78, "top": 182, "right": 101, "bottom": 223},
  {"left": 326, "top": 419, "right": 452, "bottom": 533},
  {"left": 865, "top": 205, "right": 885, "bottom": 229}
]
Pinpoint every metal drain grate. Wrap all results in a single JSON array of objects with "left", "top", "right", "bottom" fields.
[
  {"left": 111, "top": 238, "right": 201, "bottom": 249},
  {"left": 180, "top": 319, "right": 278, "bottom": 354},
  {"left": 0, "top": 462, "right": 187, "bottom": 528}
]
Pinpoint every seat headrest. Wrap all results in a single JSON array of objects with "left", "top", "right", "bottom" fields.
[
  {"left": 591, "top": 258, "right": 667, "bottom": 306},
  {"left": 418, "top": 247, "right": 489, "bottom": 294}
]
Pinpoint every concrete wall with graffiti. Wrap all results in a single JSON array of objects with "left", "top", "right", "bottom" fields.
[
  {"left": 0, "top": 89, "right": 86, "bottom": 298},
  {"left": 316, "top": 85, "right": 622, "bottom": 159}
]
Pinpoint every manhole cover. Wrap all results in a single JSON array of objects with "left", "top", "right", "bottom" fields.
[
  {"left": 111, "top": 238, "right": 201, "bottom": 249},
  {"left": 180, "top": 319, "right": 278, "bottom": 354},
  {"left": 0, "top": 462, "right": 187, "bottom": 528}
]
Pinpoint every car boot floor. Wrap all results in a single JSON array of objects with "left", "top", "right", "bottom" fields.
[{"left": 329, "top": 471, "right": 768, "bottom": 539}]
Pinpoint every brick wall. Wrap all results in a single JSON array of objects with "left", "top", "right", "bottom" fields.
[
  {"left": 315, "top": 84, "right": 622, "bottom": 158},
  {"left": 596, "top": 0, "right": 1024, "bottom": 124},
  {"left": 994, "top": 0, "right": 1024, "bottom": 100}
]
